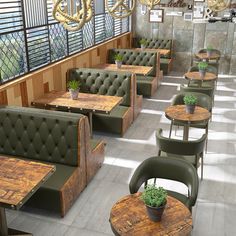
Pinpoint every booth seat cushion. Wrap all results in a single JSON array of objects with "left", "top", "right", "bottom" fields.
[
  {"left": 160, "top": 58, "right": 172, "bottom": 75},
  {"left": 67, "top": 68, "right": 132, "bottom": 107},
  {"left": 93, "top": 105, "right": 130, "bottom": 134},
  {"left": 108, "top": 49, "right": 157, "bottom": 77},
  {"left": 136, "top": 75, "right": 156, "bottom": 97}
]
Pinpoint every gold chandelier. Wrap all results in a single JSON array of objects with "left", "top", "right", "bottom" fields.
[
  {"left": 207, "top": 0, "right": 230, "bottom": 12},
  {"left": 139, "top": 0, "right": 161, "bottom": 10},
  {"left": 105, "top": 0, "right": 136, "bottom": 19},
  {"left": 52, "top": 0, "right": 92, "bottom": 31}
]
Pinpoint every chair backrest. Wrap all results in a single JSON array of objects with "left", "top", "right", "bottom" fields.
[
  {"left": 198, "top": 48, "right": 221, "bottom": 57},
  {"left": 171, "top": 92, "right": 212, "bottom": 111},
  {"left": 180, "top": 84, "right": 214, "bottom": 100},
  {"left": 67, "top": 68, "right": 133, "bottom": 107},
  {"left": 156, "top": 128, "right": 206, "bottom": 156},
  {"left": 0, "top": 106, "right": 83, "bottom": 167},
  {"left": 188, "top": 65, "right": 218, "bottom": 75},
  {"left": 107, "top": 49, "right": 157, "bottom": 77},
  {"left": 129, "top": 156, "right": 199, "bottom": 208}
]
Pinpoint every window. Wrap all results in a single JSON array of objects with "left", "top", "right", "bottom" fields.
[{"left": 0, "top": 0, "right": 130, "bottom": 83}]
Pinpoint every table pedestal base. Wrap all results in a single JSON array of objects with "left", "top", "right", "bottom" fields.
[{"left": 0, "top": 208, "right": 32, "bottom": 236}]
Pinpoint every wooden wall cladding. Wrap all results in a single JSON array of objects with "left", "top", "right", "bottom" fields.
[{"left": 0, "top": 32, "right": 132, "bottom": 107}]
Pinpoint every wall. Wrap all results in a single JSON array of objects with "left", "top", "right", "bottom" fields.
[
  {"left": 133, "top": 4, "right": 236, "bottom": 74},
  {"left": 0, "top": 32, "right": 132, "bottom": 106}
]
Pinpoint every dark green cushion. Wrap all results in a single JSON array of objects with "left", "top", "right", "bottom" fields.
[
  {"left": 136, "top": 75, "right": 155, "bottom": 97},
  {"left": 107, "top": 49, "right": 157, "bottom": 77},
  {"left": 93, "top": 105, "right": 129, "bottom": 134},
  {"left": 133, "top": 38, "right": 172, "bottom": 59},
  {"left": 67, "top": 68, "right": 132, "bottom": 107},
  {"left": 0, "top": 106, "right": 81, "bottom": 167},
  {"left": 160, "top": 58, "right": 171, "bottom": 74}
]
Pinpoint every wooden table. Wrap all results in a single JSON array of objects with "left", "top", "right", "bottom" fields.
[
  {"left": 31, "top": 91, "right": 123, "bottom": 136},
  {"left": 94, "top": 63, "right": 152, "bottom": 76},
  {"left": 110, "top": 193, "right": 192, "bottom": 236},
  {"left": 0, "top": 156, "right": 55, "bottom": 236},
  {"left": 184, "top": 71, "right": 217, "bottom": 87},
  {"left": 195, "top": 52, "right": 220, "bottom": 61},
  {"left": 133, "top": 48, "right": 170, "bottom": 57},
  {"left": 165, "top": 105, "right": 211, "bottom": 140}
]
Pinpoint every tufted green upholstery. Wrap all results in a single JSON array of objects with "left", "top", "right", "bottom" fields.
[
  {"left": 107, "top": 49, "right": 157, "bottom": 77},
  {"left": 66, "top": 68, "right": 134, "bottom": 135},
  {"left": 67, "top": 68, "right": 132, "bottom": 107},
  {"left": 0, "top": 106, "right": 105, "bottom": 216},
  {"left": 133, "top": 38, "right": 172, "bottom": 58},
  {"left": 0, "top": 106, "right": 79, "bottom": 167}
]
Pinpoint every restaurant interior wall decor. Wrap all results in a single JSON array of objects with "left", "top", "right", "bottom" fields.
[{"left": 133, "top": 4, "right": 236, "bottom": 74}]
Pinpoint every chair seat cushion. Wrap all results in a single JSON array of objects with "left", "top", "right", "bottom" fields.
[
  {"left": 160, "top": 58, "right": 171, "bottom": 64},
  {"left": 172, "top": 120, "right": 208, "bottom": 129},
  {"left": 93, "top": 105, "right": 130, "bottom": 134},
  {"left": 136, "top": 75, "right": 155, "bottom": 97}
]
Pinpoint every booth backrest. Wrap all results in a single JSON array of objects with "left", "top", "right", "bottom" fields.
[
  {"left": 133, "top": 38, "right": 172, "bottom": 58},
  {"left": 0, "top": 106, "right": 83, "bottom": 167},
  {"left": 67, "top": 68, "right": 132, "bottom": 107},
  {"left": 107, "top": 49, "right": 157, "bottom": 77}
]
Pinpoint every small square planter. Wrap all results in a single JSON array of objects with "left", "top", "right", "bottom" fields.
[
  {"left": 115, "top": 60, "right": 122, "bottom": 69},
  {"left": 69, "top": 89, "right": 79, "bottom": 100},
  {"left": 185, "top": 104, "right": 196, "bottom": 114},
  {"left": 145, "top": 202, "right": 166, "bottom": 222}
]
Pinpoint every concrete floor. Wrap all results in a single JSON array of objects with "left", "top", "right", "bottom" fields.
[{"left": 6, "top": 74, "right": 236, "bottom": 235}]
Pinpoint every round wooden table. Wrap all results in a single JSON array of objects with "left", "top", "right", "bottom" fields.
[
  {"left": 195, "top": 52, "right": 220, "bottom": 61},
  {"left": 184, "top": 71, "right": 216, "bottom": 87},
  {"left": 165, "top": 105, "right": 211, "bottom": 140},
  {"left": 110, "top": 193, "right": 192, "bottom": 236}
]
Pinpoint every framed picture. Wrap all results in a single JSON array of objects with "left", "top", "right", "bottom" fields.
[
  {"left": 149, "top": 9, "right": 164, "bottom": 23},
  {"left": 184, "top": 12, "right": 193, "bottom": 21}
]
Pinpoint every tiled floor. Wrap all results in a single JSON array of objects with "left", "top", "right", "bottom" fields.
[{"left": 6, "top": 74, "right": 236, "bottom": 235}]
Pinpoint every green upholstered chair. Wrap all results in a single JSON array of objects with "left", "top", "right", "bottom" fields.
[
  {"left": 169, "top": 92, "right": 212, "bottom": 151},
  {"left": 107, "top": 48, "right": 158, "bottom": 97},
  {"left": 129, "top": 156, "right": 199, "bottom": 211},
  {"left": 180, "top": 84, "right": 215, "bottom": 107},
  {"left": 156, "top": 128, "right": 206, "bottom": 180}
]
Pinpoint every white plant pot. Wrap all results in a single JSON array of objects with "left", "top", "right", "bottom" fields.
[
  {"left": 115, "top": 60, "right": 122, "bottom": 69},
  {"left": 141, "top": 44, "right": 145, "bottom": 50},
  {"left": 69, "top": 89, "right": 79, "bottom": 100},
  {"left": 199, "top": 69, "right": 206, "bottom": 79}
]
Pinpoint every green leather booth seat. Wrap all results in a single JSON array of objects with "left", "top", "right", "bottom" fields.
[
  {"left": 133, "top": 37, "right": 172, "bottom": 59},
  {"left": 0, "top": 106, "right": 105, "bottom": 217},
  {"left": 107, "top": 49, "right": 158, "bottom": 97},
  {"left": 66, "top": 68, "right": 134, "bottom": 136},
  {"left": 133, "top": 38, "right": 173, "bottom": 75}
]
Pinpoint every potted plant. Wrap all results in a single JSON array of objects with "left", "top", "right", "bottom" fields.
[
  {"left": 139, "top": 38, "right": 147, "bottom": 50},
  {"left": 206, "top": 45, "right": 214, "bottom": 57},
  {"left": 198, "top": 61, "right": 208, "bottom": 79},
  {"left": 114, "top": 54, "right": 123, "bottom": 69},
  {"left": 183, "top": 94, "right": 197, "bottom": 114},
  {"left": 141, "top": 185, "right": 167, "bottom": 222},
  {"left": 67, "top": 79, "right": 80, "bottom": 100}
]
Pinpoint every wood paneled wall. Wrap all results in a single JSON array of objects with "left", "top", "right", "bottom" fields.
[{"left": 0, "top": 32, "right": 132, "bottom": 106}]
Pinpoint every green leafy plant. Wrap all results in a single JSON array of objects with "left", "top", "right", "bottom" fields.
[
  {"left": 198, "top": 61, "right": 208, "bottom": 71},
  {"left": 141, "top": 185, "right": 167, "bottom": 208},
  {"left": 67, "top": 80, "right": 80, "bottom": 90},
  {"left": 207, "top": 45, "right": 213, "bottom": 51},
  {"left": 114, "top": 53, "right": 123, "bottom": 62},
  {"left": 183, "top": 94, "right": 197, "bottom": 105},
  {"left": 139, "top": 38, "right": 147, "bottom": 46}
]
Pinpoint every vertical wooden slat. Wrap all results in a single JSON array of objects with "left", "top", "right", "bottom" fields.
[
  {"left": 44, "top": 82, "right": 49, "bottom": 93},
  {"left": 20, "top": 81, "right": 29, "bottom": 107},
  {"left": 0, "top": 91, "right": 8, "bottom": 105}
]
